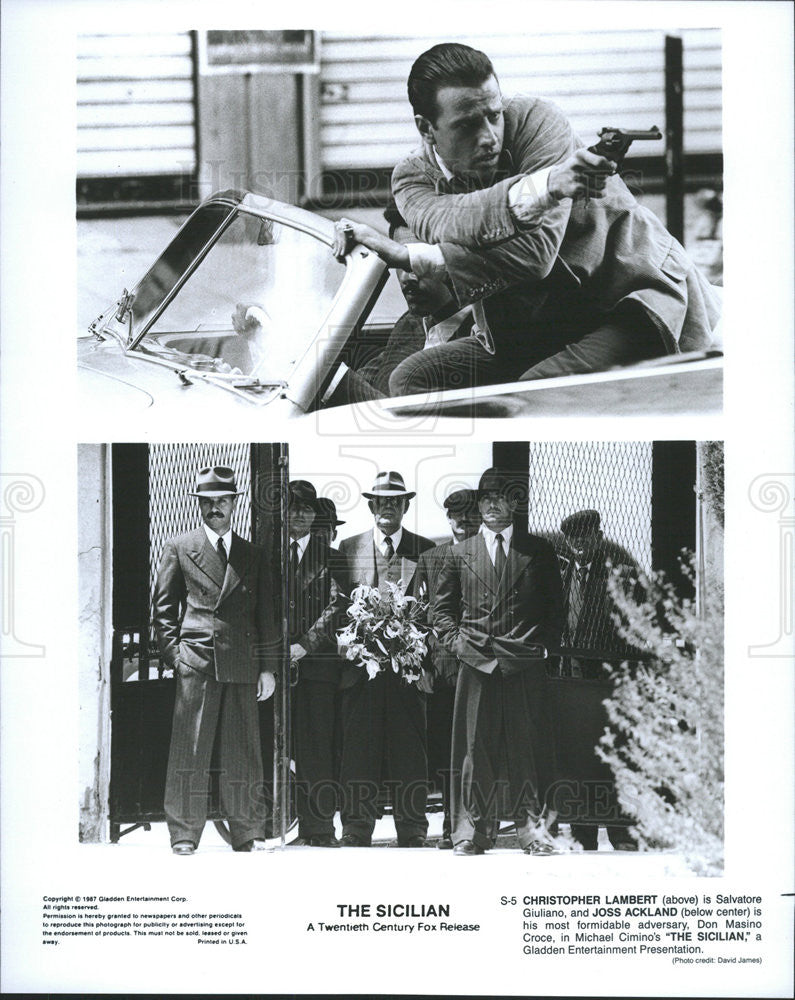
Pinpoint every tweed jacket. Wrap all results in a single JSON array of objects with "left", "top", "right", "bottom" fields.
[
  {"left": 433, "top": 530, "right": 564, "bottom": 676},
  {"left": 153, "top": 527, "right": 274, "bottom": 684},
  {"left": 392, "top": 95, "right": 720, "bottom": 355}
]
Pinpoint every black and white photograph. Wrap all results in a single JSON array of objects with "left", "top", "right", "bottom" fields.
[
  {"left": 76, "top": 25, "right": 723, "bottom": 428},
  {"left": 1, "top": 0, "right": 794, "bottom": 997},
  {"left": 78, "top": 439, "right": 723, "bottom": 864}
]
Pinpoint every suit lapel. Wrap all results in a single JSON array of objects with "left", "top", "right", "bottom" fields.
[
  {"left": 186, "top": 528, "right": 226, "bottom": 590},
  {"left": 462, "top": 534, "right": 498, "bottom": 595},
  {"left": 217, "top": 532, "right": 245, "bottom": 606},
  {"left": 352, "top": 532, "right": 377, "bottom": 587},
  {"left": 496, "top": 541, "right": 532, "bottom": 603}
]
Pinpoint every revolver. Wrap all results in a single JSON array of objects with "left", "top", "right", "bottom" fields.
[{"left": 588, "top": 126, "right": 663, "bottom": 168}]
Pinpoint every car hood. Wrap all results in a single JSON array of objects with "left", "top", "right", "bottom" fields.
[{"left": 77, "top": 335, "right": 285, "bottom": 414}]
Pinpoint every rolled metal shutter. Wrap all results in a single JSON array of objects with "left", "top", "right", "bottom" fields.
[
  {"left": 77, "top": 32, "right": 197, "bottom": 178},
  {"left": 319, "top": 29, "right": 721, "bottom": 170}
]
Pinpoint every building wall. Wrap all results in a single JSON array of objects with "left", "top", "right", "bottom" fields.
[{"left": 78, "top": 444, "right": 112, "bottom": 842}]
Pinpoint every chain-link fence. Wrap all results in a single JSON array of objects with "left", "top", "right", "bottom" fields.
[
  {"left": 527, "top": 441, "right": 653, "bottom": 666},
  {"left": 147, "top": 443, "right": 253, "bottom": 649}
]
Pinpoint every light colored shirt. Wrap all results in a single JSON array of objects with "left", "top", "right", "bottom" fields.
[
  {"left": 480, "top": 522, "right": 514, "bottom": 566},
  {"left": 289, "top": 532, "right": 311, "bottom": 563},
  {"left": 373, "top": 525, "right": 403, "bottom": 557},
  {"left": 203, "top": 523, "right": 233, "bottom": 555},
  {"left": 405, "top": 148, "right": 555, "bottom": 356}
]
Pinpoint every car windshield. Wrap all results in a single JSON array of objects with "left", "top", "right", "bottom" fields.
[{"left": 133, "top": 209, "right": 345, "bottom": 381}]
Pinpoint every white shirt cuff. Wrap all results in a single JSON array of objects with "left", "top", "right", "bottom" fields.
[
  {"left": 508, "top": 165, "right": 558, "bottom": 224},
  {"left": 407, "top": 242, "right": 447, "bottom": 279}
]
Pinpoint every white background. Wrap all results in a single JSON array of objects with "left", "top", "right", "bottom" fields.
[{"left": 1, "top": 0, "right": 793, "bottom": 996}]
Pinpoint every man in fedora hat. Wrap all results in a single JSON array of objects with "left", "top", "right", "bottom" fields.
[
  {"left": 433, "top": 467, "right": 564, "bottom": 855},
  {"left": 287, "top": 481, "right": 350, "bottom": 847},
  {"left": 153, "top": 465, "right": 276, "bottom": 854},
  {"left": 311, "top": 496, "right": 345, "bottom": 548},
  {"left": 337, "top": 471, "right": 435, "bottom": 847},
  {"left": 558, "top": 508, "right": 640, "bottom": 851},
  {"left": 414, "top": 487, "right": 481, "bottom": 848}
]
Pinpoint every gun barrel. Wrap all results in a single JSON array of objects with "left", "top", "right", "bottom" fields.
[{"left": 599, "top": 126, "right": 662, "bottom": 140}]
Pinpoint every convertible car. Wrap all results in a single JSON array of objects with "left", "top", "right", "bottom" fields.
[{"left": 79, "top": 190, "right": 723, "bottom": 426}]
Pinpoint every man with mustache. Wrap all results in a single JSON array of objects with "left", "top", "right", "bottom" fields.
[
  {"left": 153, "top": 465, "right": 276, "bottom": 854},
  {"left": 433, "top": 468, "right": 564, "bottom": 855}
]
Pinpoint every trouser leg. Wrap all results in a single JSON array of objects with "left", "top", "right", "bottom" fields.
[
  {"left": 570, "top": 824, "right": 599, "bottom": 850},
  {"left": 164, "top": 668, "right": 222, "bottom": 848},
  {"left": 450, "top": 666, "right": 502, "bottom": 850},
  {"left": 216, "top": 682, "right": 267, "bottom": 849},
  {"left": 384, "top": 671, "right": 428, "bottom": 842},
  {"left": 294, "top": 679, "right": 338, "bottom": 838},
  {"left": 502, "top": 666, "right": 555, "bottom": 849},
  {"left": 428, "top": 687, "right": 456, "bottom": 838},
  {"left": 519, "top": 307, "right": 662, "bottom": 381},
  {"left": 338, "top": 676, "right": 385, "bottom": 843},
  {"left": 388, "top": 336, "right": 510, "bottom": 396}
]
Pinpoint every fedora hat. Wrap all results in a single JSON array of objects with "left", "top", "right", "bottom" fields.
[
  {"left": 288, "top": 479, "right": 321, "bottom": 511},
  {"left": 314, "top": 496, "right": 345, "bottom": 526},
  {"left": 477, "top": 467, "right": 529, "bottom": 508},
  {"left": 188, "top": 465, "right": 242, "bottom": 497},
  {"left": 361, "top": 471, "right": 415, "bottom": 500}
]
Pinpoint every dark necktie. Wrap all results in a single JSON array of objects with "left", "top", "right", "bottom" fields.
[
  {"left": 217, "top": 536, "right": 227, "bottom": 568},
  {"left": 383, "top": 535, "right": 394, "bottom": 561},
  {"left": 290, "top": 539, "right": 299, "bottom": 576},
  {"left": 494, "top": 533, "right": 506, "bottom": 578},
  {"left": 577, "top": 564, "right": 588, "bottom": 594}
]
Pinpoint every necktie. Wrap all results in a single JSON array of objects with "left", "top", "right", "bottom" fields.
[
  {"left": 577, "top": 564, "right": 588, "bottom": 593},
  {"left": 217, "top": 536, "right": 227, "bottom": 568},
  {"left": 384, "top": 535, "right": 394, "bottom": 561},
  {"left": 290, "top": 539, "right": 299, "bottom": 576},
  {"left": 494, "top": 533, "right": 506, "bottom": 578}
]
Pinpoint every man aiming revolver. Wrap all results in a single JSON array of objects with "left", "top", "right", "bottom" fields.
[{"left": 333, "top": 42, "right": 719, "bottom": 395}]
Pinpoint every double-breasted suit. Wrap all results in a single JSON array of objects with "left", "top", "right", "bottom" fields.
[
  {"left": 433, "top": 530, "right": 564, "bottom": 849},
  {"left": 289, "top": 534, "right": 350, "bottom": 838},
  {"left": 337, "top": 528, "right": 435, "bottom": 844},
  {"left": 153, "top": 527, "right": 273, "bottom": 848}
]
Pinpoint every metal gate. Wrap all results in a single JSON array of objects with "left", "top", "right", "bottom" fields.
[{"left": 108, "top": 442, "right": 290, "bottom": 843}]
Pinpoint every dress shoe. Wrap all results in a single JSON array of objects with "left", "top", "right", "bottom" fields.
[
  {"left": 340, "top": 833, "right": 370, "bottom": 847},
  {"left": 522, "top": 839, "right": 556, "bottom": 855},
  {"left": 233, "top": 838, "right": 268, "bottom": 852},
  {"left": 453, "top": 840, "right": 485, "bottom": 856},
  {"left": 437, "top": 835, "right": 454, "bottom": 850},
  {"left": 172, "top": 841, "right": 196, "bottom": 856},
  {"left": 613, "top": 842, "right": 638, "bottom": 852},
  {"left": 307, "top": 834, "right": 340, "bottom": 848},
  {"left": 399, "top": 835, "right": 427, "bottom": 848}
]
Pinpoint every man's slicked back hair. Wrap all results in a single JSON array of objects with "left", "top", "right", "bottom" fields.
[{"left": 408, "top": 43, "right": 496, "bottom": 122}]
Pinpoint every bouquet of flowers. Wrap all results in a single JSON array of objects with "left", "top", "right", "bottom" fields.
[{"left": 337, "top": 581, "right": 432, "bottom": 685}]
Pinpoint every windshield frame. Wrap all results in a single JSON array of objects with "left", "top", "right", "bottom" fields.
[{"left": 128, "top": 192, "right": 343, "bottom": 353}]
